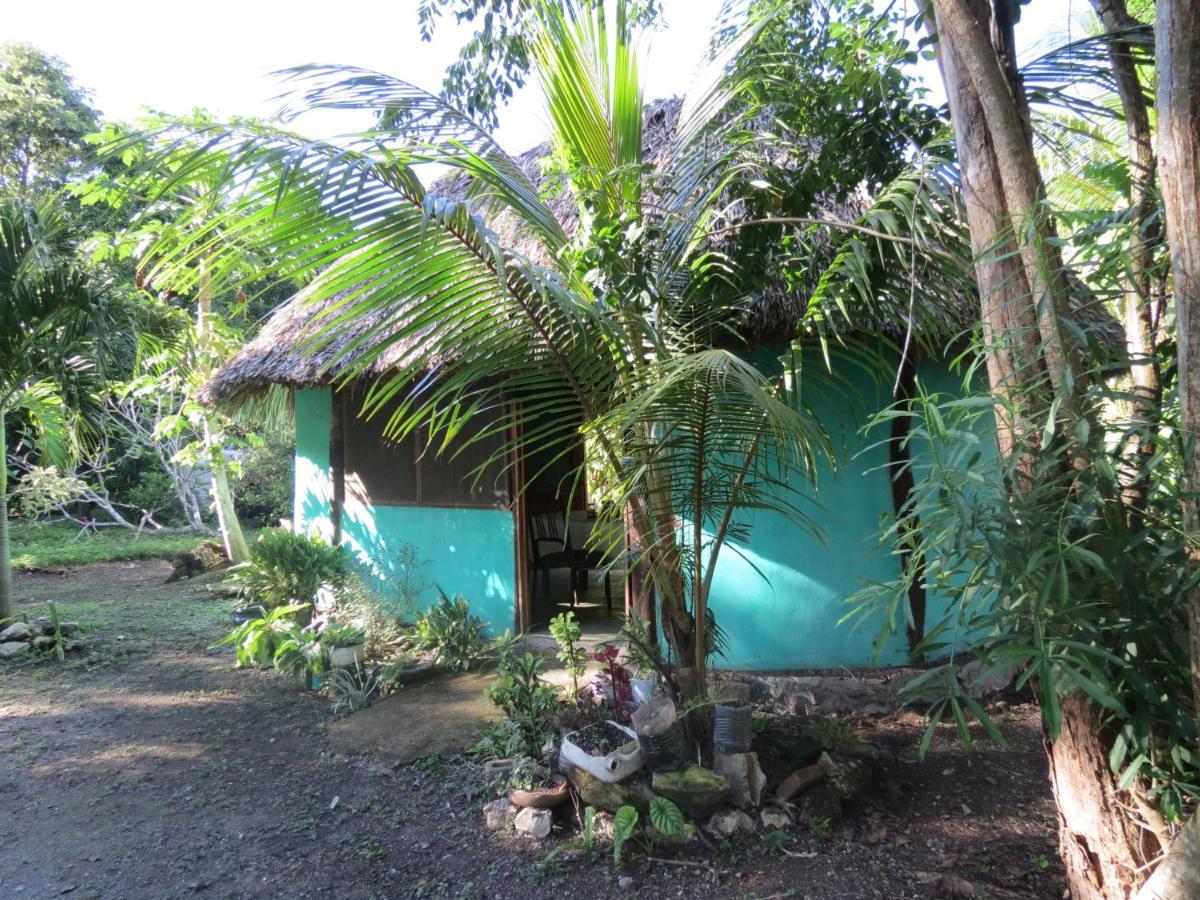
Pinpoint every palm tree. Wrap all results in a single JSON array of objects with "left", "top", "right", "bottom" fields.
[
  {"left": 136, "top": 0, "right": 828, "bottom": 698},
  {"left": 0, "top": 200, "right": 96, "bottom": 619}
]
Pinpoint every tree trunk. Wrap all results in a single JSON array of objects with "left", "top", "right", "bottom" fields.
[
  {"left": 1156, "top": 0, "right": 1200, "bottom": 731},
  {"left": 930, "top": 0, "right": 1047, "bottom": 465},
  {"left": 934, "top": 0, "right": 1088, "bottom": 450},
  {"left": 1046, "top": 695, "right": 1161, "bottom": 899},
  {"left": 0, "top": 406, "right": 12, "bottom": 621},
  {"left": 1093, "top": 0, "right": 1163, "bottom": 511},
  {"left": 1134, "top": 814, "right": 1200, "bottom": 899},
  {"left": 929, "top": 0, "right": 1152, "bottom": 891},
  {"left": 196, "top": 278, "right": 249, "bottom": 565}
]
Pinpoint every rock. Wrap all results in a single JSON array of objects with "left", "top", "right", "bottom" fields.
[
  {"left": 618, "top": 876, "right": 634, "bottom": 890},
  {"left": 795, "top": 783, "right": 843, "bottom": 826},
  {"left": 958, "top": 659, "right": 1019, "bottom": 699},
  {"left": 483, "top": 798, "right": 516, "bottom": 832},
  {"left": 565, "top": 765, "right": 653, "bottom": 813},
  {"left": 0, "top": 641, "right": 30, "bottom": 659},
  {"left": 818, "top": 751, "right": 872, "bottom": 800},
  {"left": 32, "top": 635, "right": 57, "bottom": 652},
  {"left": 0, "top": 621, "right": 32, "bottom": 642},
  {"left": 742, "top": 673, "right": 902, "bottom": 715},
  {"left": 706, "top": 809, "right": 755, "bottom": 839},
  {"left": 514, "top": 806, "right": 552, "bottom": 840},
  {"left": 712, "top": 751, "right": 766, "bottom": 809},
  {"left": 760, "top": 807, "right": 793, "bottom": 830},
  {"left": 775, "top": 763, "right": 825, "bottom": 801},
  {"left": 652, "top": 765, "right": 730, "bottom": 821},
  {"left": 31, "top": 619, "right": 78, "bottom": 637}
]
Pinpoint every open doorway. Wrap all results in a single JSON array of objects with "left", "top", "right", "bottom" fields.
[{"left": 515, "top": 415, "right": 626, "bottom": 643}]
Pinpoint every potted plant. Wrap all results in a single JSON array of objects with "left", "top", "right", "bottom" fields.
[
  {"left": 323, "top": 621, "right": 367, "bottom": 669},
  {"left": 272, "top": 622, "right": 327, "bottom": 689},
  {"left": 506, "top": 759, "right": 570, "bottom": 809}
]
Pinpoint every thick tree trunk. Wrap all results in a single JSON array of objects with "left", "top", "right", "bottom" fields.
[
  {"left": 930, "top": 0, "right": 1046, "bottom": 465},
  {"left": 0, "top": 406, "right": 11, "bottom": 621},
  {"left": 1047, "top": 695, "right": 1161, "bottom": 899},
  {"left": 929, "top": 0, "right": 1154, "bottom": 892},
  {"left": 1156, "top": 0, "right": 1200, "bottom": 731},
  {"left": 1134, "top": 814, "right": 1200, "bottom": 899},
  {"left": 1094, "top": 0, "right": 1163, "bottom": 511},
  {"left": 934, "top": 0, "right": 1088, "bottom": 448}
]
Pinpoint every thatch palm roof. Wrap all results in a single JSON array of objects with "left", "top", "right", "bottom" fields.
[{"left": 205, "top": 99, "right": 1122, "bottom": 407}]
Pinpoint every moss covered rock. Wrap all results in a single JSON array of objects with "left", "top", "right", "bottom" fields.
[{"left": 652, "top": 764, "right": 730, "bottom": 820}]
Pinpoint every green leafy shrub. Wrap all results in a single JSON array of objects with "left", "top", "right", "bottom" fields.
[
  {"left": 325, "top": 666, "right": 381, "bottom": 714},
  {"left": 612, "top": 806, "right": 638, "bottom": 866},
  {"left": 233, "top": 528, "right": 349, "bottom": 609},
  {"left": 321, "top": 621, "right": 365, "bottom": 648},
  {"left": 549, "top": 611, "right": 587, "bottom": 694},
  {"left": 415, "top": 590, "right": 486, "bottom": 671},
  {"left": 648, "top": 796, "right": 684, "bottom": 837},
  {"left": 214, "top": 603, "right": 309, "bottom": 668},
  {"left": 484, "top": 646, "right": 560, "bottom": 760},
  {"left": 272, "top": 623, "right": 326, "bottom": 677},
  {"left": 339, "top": 543, "right": 427, "bottom": 656}
]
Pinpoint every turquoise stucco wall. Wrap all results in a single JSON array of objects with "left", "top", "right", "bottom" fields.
[
  {"left": 697, "top": 348, "right": 988, "bottom": 670},
  {"left": 294, "top": 351, "right": 986, "bottom": 670},
  {"left": 292, "top": 388, "right": 515, "bottom": 634},
  {"left": 699, "top": 348, "right": 911, "bottom": 670}
]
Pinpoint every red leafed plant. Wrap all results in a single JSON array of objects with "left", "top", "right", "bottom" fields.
[{"left": 593, "top": 642, "right": 631, "bottom": 719}]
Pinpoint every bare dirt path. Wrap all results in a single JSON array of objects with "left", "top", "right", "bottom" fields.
[{"left": 0, "top": 561, "right": 1065, "bottom": 899}]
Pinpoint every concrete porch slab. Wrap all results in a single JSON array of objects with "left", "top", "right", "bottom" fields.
[{"left": 328, "top": 671, "right": 503, "bottom": 763}]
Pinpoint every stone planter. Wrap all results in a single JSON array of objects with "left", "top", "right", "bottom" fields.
[{"left": 329, "top": 643, "right": 366, "bottom": 669}]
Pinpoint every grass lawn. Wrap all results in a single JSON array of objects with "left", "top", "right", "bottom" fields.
[{"left": 8, "top": 521, "right": 216, "bottom": 569}]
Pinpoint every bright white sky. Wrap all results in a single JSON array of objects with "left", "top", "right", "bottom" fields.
[{"left": 9, "top": 0, "right": 1097, "bottom": 155}]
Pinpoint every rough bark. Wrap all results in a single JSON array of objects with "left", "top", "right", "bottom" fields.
[
  {"left": 934, "top": 0, "right": 1088, "bottom": 446},
  {"left": 930, "top": 0, "right": 1046, "bottom": 464},
  {"left": 928, "top": 0, "right": 1155, "bottom": 893},
  {"left": 1047, "top": 695, "right": 1161, "bottom": 899},
  {"left": 1156, "top": 0, "right": 1200, "bottom": 733},
  {"left": 1094, "top": 0, "right": 1163, "bottom": 511}
]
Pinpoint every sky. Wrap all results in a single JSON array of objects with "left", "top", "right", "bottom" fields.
[{"left": 8, "top": 0, "right": 1098, "bottom": 153}]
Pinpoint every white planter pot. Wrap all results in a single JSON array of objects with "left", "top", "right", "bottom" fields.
[
  {"left": 560, "top": 721, "right": 642, "bottom": 783},
  {"left": 329, "top": 643, "right": 365, "bottom": 668}
]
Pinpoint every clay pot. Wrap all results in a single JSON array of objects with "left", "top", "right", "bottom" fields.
[{"left": 508, "top": 774, "right": 570, "bottom": 809}]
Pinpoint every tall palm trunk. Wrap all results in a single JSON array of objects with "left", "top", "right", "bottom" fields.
[
  {"left": 0, "top": 406, "right": 12, "bottom": 621},
  {"left": 196, "top": 278, "right": 249, "bottom": 565},
  {"left": 928, "top": 1, "right": 1154, "bottom": 893},
  {"left": 1092, "top": 0, "right": 1163, "bottom": 511}
]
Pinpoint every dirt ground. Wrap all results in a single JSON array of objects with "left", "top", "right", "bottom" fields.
[{"left": 0, "top": 560, "right": 1066, "bottom": 899}]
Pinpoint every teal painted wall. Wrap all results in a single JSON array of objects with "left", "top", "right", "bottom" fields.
[
  {"left": 294, "top": 387, "right": 334, "bottom": 539},
  {"left": 697, "top": 351, "right": 990, "bottom": 670},
  {"left": 294, "top": 353, "right": 986, "bottom": 670},
  {"left": 700, "top": 349, "right": 911, "bottom": 670},
  {"left": 292, "top": 388, "right": 515, "bottom": 634}
]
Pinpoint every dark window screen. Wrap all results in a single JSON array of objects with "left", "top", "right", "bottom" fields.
[{"left": 340, "top": 387, "right": 509, "bottom": 508}]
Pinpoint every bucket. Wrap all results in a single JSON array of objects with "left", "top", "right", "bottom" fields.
[
  {"left": 713, "top": 703, "right": 752, "bottom": 753},
  {"left": 632, "top": 697, "right": 689, "bottom": 771}
]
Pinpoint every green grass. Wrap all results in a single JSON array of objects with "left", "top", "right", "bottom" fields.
[{"left": 8, "top": 522, "right": 213, "bottom": 569}]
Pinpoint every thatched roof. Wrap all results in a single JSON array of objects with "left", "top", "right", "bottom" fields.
[{"left": 205, "top": 99, "right": 1123, "bottom": 407}]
